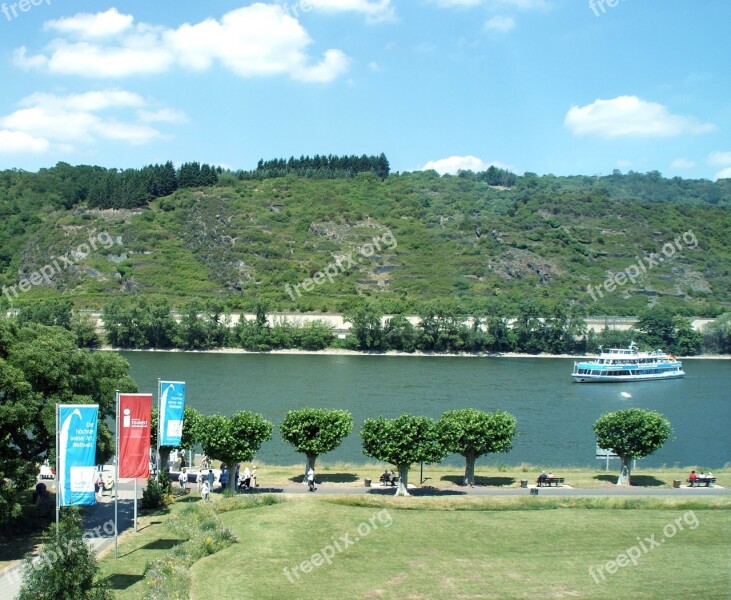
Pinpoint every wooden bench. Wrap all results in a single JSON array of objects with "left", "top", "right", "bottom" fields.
[
  {"left": 687, "top": 477, "right": 716, "bottom": 487},
  {"left": 536, "top": 477, "right": 564, "bottom": 487},
  {"left": 379, "top": 473, "right": 399, "bottom": 487}
]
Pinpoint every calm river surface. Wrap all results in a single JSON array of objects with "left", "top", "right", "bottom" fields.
[{"left": 121, "top": 352, "right": 730, "bottom": 470}]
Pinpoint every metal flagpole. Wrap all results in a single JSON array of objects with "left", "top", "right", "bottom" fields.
[
  {"left": 156, "top": 378, "right": 161, "bottom": 482},
  {"left": 134, "top": 479, "right": 138, "bottom": 532},
  {"left": 114, "top": 390, "right": 119, "bottom": 559},
  {"left": 55, "top": 403, "right": 59, "bottom": 542}
]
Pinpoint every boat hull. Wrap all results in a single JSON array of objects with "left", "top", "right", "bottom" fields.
[{"left": 572, "top": 370, "right": 685, "bottom": 383}]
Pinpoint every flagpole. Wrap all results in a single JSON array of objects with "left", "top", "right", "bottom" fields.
[
  {"left": 134, "top": 479, "right": 138, "bottom": 532},
  {"left": 114, "top": 390, "right": 119, "bottom": 559},
  {"left": 156, "top": 378, "right": 161, "bottom": 482},
  {"left": 55, "top": 403, "right": 59, "bottom": 542}
]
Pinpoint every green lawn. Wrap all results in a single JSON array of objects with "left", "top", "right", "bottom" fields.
[{"left": 178, "top": 496, "right": 730, "bottom": 600}]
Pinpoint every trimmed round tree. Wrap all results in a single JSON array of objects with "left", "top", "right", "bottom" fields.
[
  {"left": 197, "top": 411, "right": 273, "bottom": 492},
  {"left": 279, "top": 408, "right": 353, "bottom": 474},
  {"left": 151, "top": 405, "right": 203, "bottom": 471},
  {"left": 593, "top": 408, "right": 672, "bottom": 486},
  {"left": 361, "top": 414, "right": 448, "bottom": 497},
  {"left": 439, "top": 409, "right": 517, "bottom": 486}
]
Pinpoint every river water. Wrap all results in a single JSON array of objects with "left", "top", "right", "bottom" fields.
[{"left": 121, "top": 352, "right": 730, "bottom": 470}]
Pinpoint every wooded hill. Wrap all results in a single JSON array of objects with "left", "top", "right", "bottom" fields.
[{"left": 1, "top": 161, "right": 730, "bottom": 316}]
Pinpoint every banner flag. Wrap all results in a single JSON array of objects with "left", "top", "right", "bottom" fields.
[
  {"left": 159, "top": 381, "right": 186, "bottom": 447},
  {"left": 119, "top": 393, "right": 152, "bottom": 478},
  {"left": 58, "top": 404, "right": 99, "bottom": 507}
]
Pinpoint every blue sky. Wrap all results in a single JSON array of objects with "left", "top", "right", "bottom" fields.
[{"left": 1, "top": 0, "right": 729, "bottom": 179}]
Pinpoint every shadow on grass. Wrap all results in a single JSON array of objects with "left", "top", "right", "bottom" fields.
[
  {"left": 368, "top": 487, "right": 467, "bottom": 497},
  {"left": 288, "top": 473, "right": 359, "bottom": 484},
  {"left": 100, "top": 573, "right": 145, "bottom": 590},
  {"left": 593, "top": 475, "right": 667, "bottom": 487},
  {"left": 441, "top": 475, "right": 516, "bottom": 487},
  {"left": 117, "top": 538, "right": 180, "bottom": 559}
]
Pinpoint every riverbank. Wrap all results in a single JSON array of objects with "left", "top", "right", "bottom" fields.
[{"left": 102, "top": 346, "right": 731, "bottom": 359}]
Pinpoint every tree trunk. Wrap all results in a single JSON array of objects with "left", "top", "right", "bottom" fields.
[
  {"left": 159, "top": 448, "right": 171, "bottom": 475},
  {"left": 395, "top": 465, "right": 410, "bottom": 497},
  {"left": 305, "top": 454, "right": 318, "bottom": 473},
  {"left": 464, "top": 452, "right": 476, "bottom": 486},
  {"left": 619, "top": 455, "right": 631, "bottom": 486}
]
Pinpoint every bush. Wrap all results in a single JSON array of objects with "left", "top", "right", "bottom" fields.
[
  {"left": 17, "top": 509, "right": 112, "bottom": 600},
  {"left": 141, "top": 477, "right": 174, "bottom": 510}
]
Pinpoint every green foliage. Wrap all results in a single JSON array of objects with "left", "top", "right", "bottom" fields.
[
  {"left": 635, "top": 309, "right": 703, "bottom": 355},
  {"left": 279, "top": 408, "right": 353, "bottom": 470},
  {"left": 1, "top": 167, "right": 730, "bottom": 324},
  {"left": 439, "top": 409, "right": 517, "bottom": 485},
  {"left": 141, "top": 476, "right": 173, "bottom": 510},
  {"left": 361, "top": 414, "right": 447, "bottom": 467},
  {"left": 18, "top": 509, "right": 112, "bottom": 600},
  {"left": 701, "top": 313, "right": 731, "bottom": 354},
  {"left": 593, "top": 408, "right": 672, "bottom": 483},
  {"left": 361, "top": 414, "right": 448, "bottom": 495},
  {"left": 0, "top": 320, "right": 136, "bottom": 525},
  {"left": 197, "top": 412, "right": 273, "bottom": 491},
  {"left": 142, "top": 502, "right": 238, "bottom": 600}
]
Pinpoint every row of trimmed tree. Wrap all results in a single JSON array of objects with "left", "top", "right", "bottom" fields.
[{"left": 169, "top": 406, "right": 671, "bottom": 497}]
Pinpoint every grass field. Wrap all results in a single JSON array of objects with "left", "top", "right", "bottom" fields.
[{"left": 97, "top": 494, "right": 731, "bottom": 600}]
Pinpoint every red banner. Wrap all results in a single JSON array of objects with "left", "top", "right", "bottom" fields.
[{"left": 118, "top": 393, "right": 152, "bottom": 478}]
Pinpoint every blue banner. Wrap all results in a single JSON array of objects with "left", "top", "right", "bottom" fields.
[
  {"left": 58, "top": 404, "right": 98, "bottom": 507},
  {"left": 159, "top": 381, "right": 186, "bottom": 447}
]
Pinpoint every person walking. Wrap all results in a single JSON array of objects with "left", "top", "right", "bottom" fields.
[
  {"left": 307, "top": 467, "right": 315, "bottom": 492},
  {"left": 178, "top": 468, "right": 188, "bottom": 492},
  {"left": 201, "top": 479, "right": 211, "bottom": 501},
  {"left": 207, "top": 468, "right": 215, "bottom": 490},
  {"left": 196, "top": 470, "right": 204, "bottom": 493},
  {"left": 242, "top": 466, "right": 251, "bottom": 490}
]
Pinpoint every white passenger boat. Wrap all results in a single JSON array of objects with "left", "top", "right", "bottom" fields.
[{"left": 572, "top": 343, "right": 684, "bottom": 383}]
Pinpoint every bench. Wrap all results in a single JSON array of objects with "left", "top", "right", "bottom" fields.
[
  {"left": 687, "top": 477, "right": 715, "bottom": 487},
  {"left": 379, "top": 474, "right": 399, "bottom": 487},
  {"left": 536, "top": 477, "right": 564, "bottom": 487}
]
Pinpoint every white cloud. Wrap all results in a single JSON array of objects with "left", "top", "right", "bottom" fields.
[
  {"left": 434, "top": 0, "right": 549, "bottom": 9},
  {"left": 670, "top": 158, "right": 695, "bottom": 170},
  {"left": 708, "top": 151, "right": 731, "bottom": 166},
  {"left": 564, "top": 96, "right": 716, "bottom": 138},
  {"left": 306, "top": 0, "right": 396, "bottom": 23},
  {"left": 44, "top": 7, "right": 134, "bottom": 39},
  {"left": 0, "top": 90, "right": 182, "bottom": 154},
  {"left": 137, "top": 108, "right": 188, "bottom": 124},
  {"left": 0, "top": 130, "right": 50, "bottom": 154},
  {"left": 15, "top": 4, "right": 350, "bottom": 83},
  {"left": 709, "top": 152, "right": 731, "bottom": 180},
  {"left": 484, "top": 15, "right": 515, "bottom": 31},
  {"left": 422, "top": 155, "right": 512, "bottom": 175}
]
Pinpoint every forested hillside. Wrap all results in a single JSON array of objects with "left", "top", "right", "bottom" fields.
[{"left": 1, "top": 160, "right": 730, "bottom": 316}]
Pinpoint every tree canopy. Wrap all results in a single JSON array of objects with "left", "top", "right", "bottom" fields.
[
  {"left": 439, "top": 409, "right": 517, "bottom": 486},
  {"left": 361, "top": 414, "right": 448, "bottom": 496},
  {"left": 196, "top": 411, "right": 273, "bottom": 492},
  {"left": 279, "top": 408, "right": 353, "bottom": 472},
  {"left": 593, "top": 408, "right": 672, "bottom": 485},
  {"left": 0, "top": 319, "right": 136, "bottom": 526}
]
